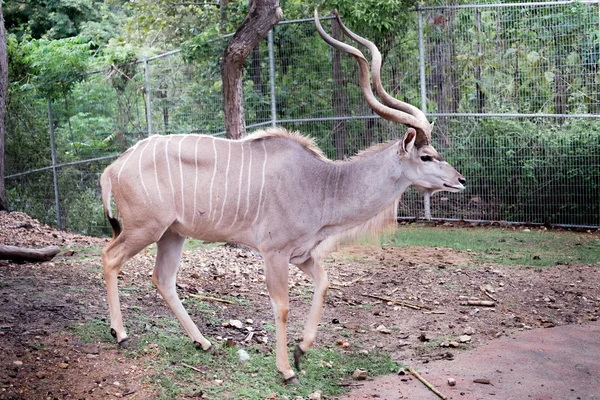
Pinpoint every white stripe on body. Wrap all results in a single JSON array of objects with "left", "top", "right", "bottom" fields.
[
  {"left": 192, "top": 137, "right": 200, "bottom": 226},
  {"left": 243, "top": 142, "right": 253, "bottom": 219},
  {"left": 216, "top": 141, "right": 232, "bottom": 227},
  {"left": 116, "top": 141, "right": 141, "bottom": 183},
  {"left": 209, "top": 138, "right": 218, "bottom": 222},
  {"left": 138, "top": 140, "right": 151, "bottom": 198},
  {"left": 231, "top": 141, "right": 245, "bottom": 228},
  {"left": 252, "top": 140, "right": 268, "bottom": 225},
  {"left": 165, "top": 136, "right": 176, "bottom": 204},
  {"left": 178, "top": 136, "right": 187, "bottom": 221},
  {"left": 152, "top": 137, "right": 163, "bottom": 202}
]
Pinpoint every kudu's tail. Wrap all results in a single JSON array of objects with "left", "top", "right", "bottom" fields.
[{"left": 100, "top": 171, "right": 122, "bottom": 239}]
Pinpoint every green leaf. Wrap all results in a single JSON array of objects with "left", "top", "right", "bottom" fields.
[{"left": 527, "top": 51, "right": 540, "bottom": 64}]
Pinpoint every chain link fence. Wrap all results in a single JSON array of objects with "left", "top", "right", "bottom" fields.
[{"left": 5, "top": 1, "right": 600, "bottom": 236}]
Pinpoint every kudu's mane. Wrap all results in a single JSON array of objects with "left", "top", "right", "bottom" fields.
[{"left": 245, "top": 128, "right": 330, "bottom": 162}]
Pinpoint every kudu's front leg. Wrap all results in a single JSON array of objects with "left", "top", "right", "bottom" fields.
[
  {"left": 294, "top": 257, "right": 329, "bottom": 371},
  {"left": 264, "top": 253, "right": 297, "bottom": 384}
]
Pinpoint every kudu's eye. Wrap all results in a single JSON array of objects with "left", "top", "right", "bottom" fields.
[{"left": 420, "top": 155, "right": 433, "bottom": 162}]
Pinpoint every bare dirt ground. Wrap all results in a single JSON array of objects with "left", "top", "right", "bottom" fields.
[{"left": 0, "top": 211, "right": 599, "bottom": 399}]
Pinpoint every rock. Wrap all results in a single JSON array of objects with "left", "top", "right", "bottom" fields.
[
  {"left": 449, "top": 341, "right": 460, "bottom": 348},
  {"left": 237, "top": 349, "right": 250, "bottom": 362},
  {"left": 458, "top": 335, "right": 472, "bottom": 343},
  {"left": 35, "top": 371, "right": 45, "bottom": 379},
  {"left": 308, "top": 390, "right": 322, "bottom": 400},
  {"left": 229, "top": 319, "right": 244, "bottom": 329},
  {"left": 58, "top": 362, "right": 69, "bottom": 369},
  {"left": 80, "top": 345, "right": 100, "bottom": 355},
  {"left": 352, "top": 368, "right": 368, "bottom": 380},
  {"left": 376, "top": 324, "right": 392, "bottom": 334},
  {"left": 12, "top": 360, "right": 23, "bottom": 367},
  {"left": 214, "top": 379, "right": 223, "bottom": 385},
  {"left": 463, "top": 326, "right": 476, "bottom": 335},
  {"left": 419, "top": 332, "right": 431, "bottom": 342},
  {"left": 448, "top": 378, "right": 456, "bottom": 386}
]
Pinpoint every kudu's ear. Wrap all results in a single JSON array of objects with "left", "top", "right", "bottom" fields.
[{"left": 401, "top": 128, "right": 417, "bottom": 155}]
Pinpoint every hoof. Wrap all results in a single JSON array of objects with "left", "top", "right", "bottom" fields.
[
  {"left": 284, "top": 375, "right": 300, "bottom": 386},
  {"left": 110, "top": 328, "right": 117, "bottom": 339},
  {"left": 194, "top": 341, "right": 212, "bottom": 352},
  {"left": 117, "top": 337, "right": 134, "bottom": 349},
  {"left": 293, "top": 345, "right": 305, "bottom": 372}
]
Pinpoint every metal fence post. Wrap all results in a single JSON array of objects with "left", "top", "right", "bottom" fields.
[
  {"left": 144, "top": 57, "right": 153, "bottom": 137},
  {"left": 47, "top": 99, "right": 63, "bottom": 230},
  {"left": 417, "top": 4, "right": 427, "bottom": 113},
  {"left": 268, "top": 29, "right": 277, "bottom": 128},
  {"left": 417, "top": 4, "right": 431, "bottom": 220}
]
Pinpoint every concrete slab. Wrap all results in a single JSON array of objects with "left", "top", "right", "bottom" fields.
[{"left": 337, "top": 322, "right": 600, "bottom": 400}]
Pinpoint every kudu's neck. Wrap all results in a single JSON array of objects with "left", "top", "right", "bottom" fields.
[{"left": 323, "top": 142, "right": 411, "bottom": 227}]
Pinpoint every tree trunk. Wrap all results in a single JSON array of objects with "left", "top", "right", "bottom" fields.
[
  {"left": 219, "top": 0, "right": 229, "bottom": 34},
  {"left": 0, "top": 245, "right": 60, "bottom": 263},
  {"left": 0, "top": 1, "right": 8, "bottom": 211},
  {"left": 331, "top": 17, "right": 349, "bottom": 160},
  {"left": 221, "top": 0, "right": 282, "bottom": 140}
]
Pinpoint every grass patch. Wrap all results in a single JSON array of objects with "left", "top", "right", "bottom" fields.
[
  {"left": 71, "top": 318, "right": 115, "bottom": 344},
  {"left": 71, "top": 317, "right": 400, "bottom": 399},
  {"left": 383, "top": 225, "right": 600, "bottom": 267},
  {"left": 144, "top": 334, "right": 400, "bottom": 399}
]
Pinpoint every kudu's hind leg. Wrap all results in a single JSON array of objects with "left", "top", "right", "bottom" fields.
[
  {"left": 264, "top": 253, "right": 297, "bottom": 383},
  {"left": 152, "top": 230, "right": 211, "bottom": 350},
  {"left": 293, "top": 257, "right": 329, "bottom": 371},
  {"left": 102, "top": 233, "right": 151, "bottom": 343}
]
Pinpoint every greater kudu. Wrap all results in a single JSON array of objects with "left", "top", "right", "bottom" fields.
[{"left": 100, "top": 10, "right": 466, "bottom": 383}]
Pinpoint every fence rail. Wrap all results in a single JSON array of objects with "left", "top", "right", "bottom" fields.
[{"left": 5, "top": 1, "right": 600, "bottom": 236}]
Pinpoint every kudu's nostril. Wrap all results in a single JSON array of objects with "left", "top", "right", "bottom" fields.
[{"left": 459, "top": 178, "right": 466, "bottom": 185}]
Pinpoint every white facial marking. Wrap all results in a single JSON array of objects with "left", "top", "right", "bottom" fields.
[
  {"left": 216, "top": 141, "right": 232, "bottom": 227},
  {"left": 152, "top": 137, "right": 163, "bottom": 202},
  {"left": 253, "top": 140, "right": 268, "bottom": 225}
]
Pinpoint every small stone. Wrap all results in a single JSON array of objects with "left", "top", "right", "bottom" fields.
[
  {"left": 113, "top": 381, "right": 120, "bottom": 386},
  {"left": 308, "top": 390, "right": 322, "bottom": 400},
  {"left": 352, "top": 368, "right": 368, "bottom": 380},
  {"left": 214, "top": 379, "right": 223, "bottom": 385},
  {"left": 448, "top": 378, "right": 456, "bottom": 386},
  {"left": 376, "top": 324, "right": 392, "bottom": 334},
  {"left": 458, "top": 335, "right": 471, "bottom": 343},
  {"left": 449, "top": 341, "right": 460, "bottom": 348},
  {"left": 237, "top": 349, "right": 250, "bottom": 362},
  {"left": 463, "top": 326, "right": 476, "bottom": 335},
  {"left": 58, "top": 362, "right": 69, "bottom": 369},
  {"left": 229, "top": 320, "right": 244, "bottom": 329},
  {"left": 35, "top": 371, "right": 45, "bottom": 379},
  {"left": 12, "top": 361, "right": 23, "bottom": 367}
]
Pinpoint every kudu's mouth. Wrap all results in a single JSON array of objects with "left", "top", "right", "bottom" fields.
[{"left": 444, "top": 183, "right": 466, "bottom": 191}]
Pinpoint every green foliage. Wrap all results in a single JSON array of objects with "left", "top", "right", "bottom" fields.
[{"left": 21, "top": 36, "right": 93, "bottom": 99}]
